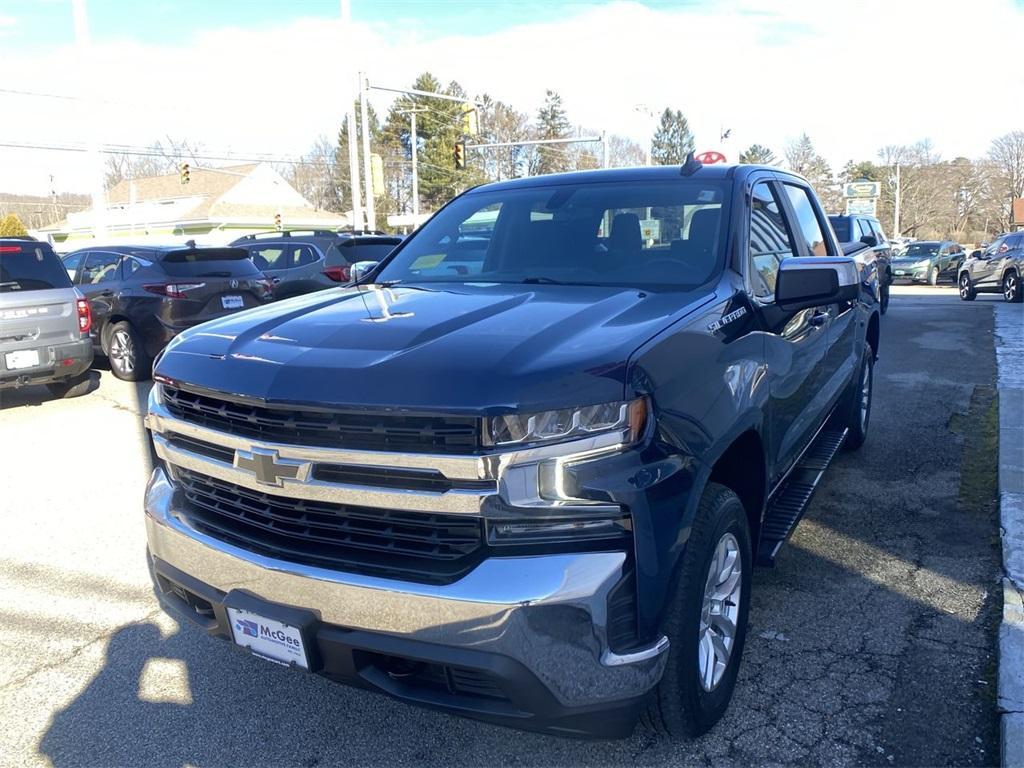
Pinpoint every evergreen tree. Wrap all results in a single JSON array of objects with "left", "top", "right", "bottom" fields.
[
  {"left": 0, "top": 213, "right": 28, "bottom": 236},
  {"left": 534, "top": 90, "right": 572, "bottom": 176},
  {"left": 649, "top": 108, "right": 695, "bottom": 165},
  {"left": 739, "top": 144, "right": 777, "bottom": 165}
]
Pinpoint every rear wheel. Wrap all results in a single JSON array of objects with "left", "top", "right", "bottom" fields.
[
  {"left": 46, "top": 372, "right": 92, "bottom": 399},
  {"left": 107, "top": 321, "right": 150, "bottom": 381},
  {"left": 1004, "top": 271, "right": 1022, "bottom": 303},
  {"left": 959, "top": 272, "right": 976, "bottom": 301},
  {"left": 642, "top": 483, "right": 751, "bottom": 738},
  {"left": 928, "top": 265, "right": 939, "bottom": 286}
]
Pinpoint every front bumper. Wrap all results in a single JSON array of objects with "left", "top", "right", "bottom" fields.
[
  {"left": 145, "top": 467, "right": 668, "bottom": 737},
  {"left": 891, "top": 264, "right": 930, "bottom": 281},
  {"left": 0, "top": 337, "right": 92, "bottom": 389}
]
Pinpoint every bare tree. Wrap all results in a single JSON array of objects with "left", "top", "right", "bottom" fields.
[
  {"left": 606, "top": 134, "right": 646, "bottom": 168},
  {"left": 285, "top": 135, "right": 343, "bottom": 212},
  {"left": 785, "top": 134, "right": 840, "bottom": 211},
  {"left": 988, "top": 131, "right": 1024, "bottom": 231},
  {"left": 103, "top": 138, "right": 203, "bottom": 190}
]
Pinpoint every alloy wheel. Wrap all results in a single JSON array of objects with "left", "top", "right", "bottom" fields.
[
  {"left": 698, "top": 532, "right": 742, "bottom": 692},
  {"left": 1006, "top": 274, "right": 1019, "bottom": 302},
  {"left": 859, "top": 357, "right": 872, "bottom": 432},
  {"left": 960, "top": 274, "right": 971, "bottom": 299},
  {"left": 109, "top": 330, "right": 136, "bottom": 375}
]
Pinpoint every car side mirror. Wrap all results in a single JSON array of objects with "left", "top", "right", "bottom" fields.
[
  {"left": 971, "top": 250, "right": 983, "bottom": 260},
  {"left": 860, "top": 234, "right": 878, "bottom": 248},
  {"left": 775, "top": 257, "right": 860, "bottom": 312},
  {"left": 350, "top": 261, "right": 379, "bottom": 282}
]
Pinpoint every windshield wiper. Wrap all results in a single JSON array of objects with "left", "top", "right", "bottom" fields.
[{"left": 521, "top": 276, "right": 567, "bottom": 285}]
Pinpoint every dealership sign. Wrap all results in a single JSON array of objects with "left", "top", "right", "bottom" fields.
[{"left": 845, "top": 181, "right": 881, "bottom": 199}]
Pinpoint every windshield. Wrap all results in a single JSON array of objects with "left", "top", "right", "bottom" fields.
[
  {"left": 0, "top": 243, "right": 73, "bottom": 293},
  {"left": 375, "top": 179, "right": 731, "bottom": 289},
  {"left": 903, "top": 243, "right": 939, "bottom": 257}
]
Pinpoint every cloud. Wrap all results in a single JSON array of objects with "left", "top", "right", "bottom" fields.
[{"left": 1, "top": 0, "right": 1022, "bottom": 194}]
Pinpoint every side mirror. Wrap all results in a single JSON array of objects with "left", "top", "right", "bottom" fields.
[
  {"left": 971, "top": 250, "right": 983, "bottom": 260},
  {"left": 775, "top": 256, "right": 860, "bottom": 312},
  {"left": 860, "top": 234, "right": 878, "bottom": 248},
  {"left": 350, "top": 260, "right": 379, "bottom": 282}
]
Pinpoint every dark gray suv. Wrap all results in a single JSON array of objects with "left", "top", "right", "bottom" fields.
[
  {"left": 231, "top": 230, "right": 402, "bottom": 300},
  {"left": 959, "top": 232, "right": 1024, "bottom": 302}
]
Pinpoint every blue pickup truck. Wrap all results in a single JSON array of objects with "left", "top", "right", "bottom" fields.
[{"left": 144, "top": 160, "right": 880, "bottom": 739}]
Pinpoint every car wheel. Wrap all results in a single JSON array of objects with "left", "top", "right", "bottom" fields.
[
  {"left": 843, "top": 342, "right": 873, "bottom": 451},
  {"left": 959, "top": 273, "right": 976, "bottom": 301},
  {"left": 641, "top": 482, "right": 751, "bottom": 738},
  {"left": 107, "top": 321, "right": 150, "bottom": 381},
  {"left": 879, "top": 282, "right": 890, "bottom": 314},
  {"left": 1004, "top": 271, "right": 1023, "bottom": 303},
  {"left": 45, "top": 372, "right": 93, "bottom": 399},
  {"left": 928, "top": 265, "right": 939, "bottom": 286}
]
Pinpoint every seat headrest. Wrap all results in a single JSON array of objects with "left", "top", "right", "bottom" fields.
[{"left": 610, "top": 213, "right": 642, "bottom": 255}]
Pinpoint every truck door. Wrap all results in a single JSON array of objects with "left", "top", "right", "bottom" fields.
[{"left": 748, "top": 180, "right": 833, "bottom": 482}]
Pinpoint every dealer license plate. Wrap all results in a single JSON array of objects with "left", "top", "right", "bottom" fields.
[
  {"left": 894, "top": 270, "right": 906, "bottom": 276},
  {"left": 227, "top": 606, "right": 309, "bottom": 669},
  {"left": 221, "top": 295, "right": 244, "bottom": 310},
  {"left": 5, "top": 349, "right": 40, "bottom": 370}
]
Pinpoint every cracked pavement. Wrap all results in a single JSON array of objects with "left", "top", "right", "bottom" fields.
[{"left": 0, "top": 286, "right": 1001, "bottom": 767}]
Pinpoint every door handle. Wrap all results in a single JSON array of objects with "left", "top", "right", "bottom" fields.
[
  {"left": 808, "top": 310, "right": 829, "bottom": 327},
  {"left": 98, "top": 289, "right": 114, "bottom": 297}
]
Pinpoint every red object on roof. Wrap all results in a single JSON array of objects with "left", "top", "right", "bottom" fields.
[{"left": 695, "top": 151, "right": 727, "bottom": 164}]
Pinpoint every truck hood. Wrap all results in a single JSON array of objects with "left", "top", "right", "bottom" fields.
[{"left": 155, "top": 282, "right": 713, "bottom": 413}]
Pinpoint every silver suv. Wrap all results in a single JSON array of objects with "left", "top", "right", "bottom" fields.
[{"left": 0, "top": 239, "right": 94, "bottom": 398}]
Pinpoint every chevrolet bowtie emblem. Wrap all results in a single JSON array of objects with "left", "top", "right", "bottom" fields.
[{"left": 234, "top": 448, "right": 311, "bottom": 487}]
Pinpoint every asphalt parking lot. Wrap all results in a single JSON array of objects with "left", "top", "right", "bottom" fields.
[{"left": 0, "top": 286, "right": 1004, "bottom": 768}]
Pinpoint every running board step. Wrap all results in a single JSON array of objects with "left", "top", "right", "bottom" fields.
[{"left": 756, "top": 427, "right": 848, "bottom": 566}]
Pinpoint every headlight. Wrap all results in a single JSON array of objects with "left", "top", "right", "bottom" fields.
[
  {"left": 914, "top": 259, "right": 931, "bottom": 269},
  {"left": 485, "top": 397, "right": 648, "bottom": 447}
]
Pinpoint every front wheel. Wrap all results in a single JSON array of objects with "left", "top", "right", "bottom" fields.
[
  {"left": 843, "top": 342, "right": 874, "bottom": 451},
  {"left": 928, "top": 265, "right": 939, "bottom": 286},
  {"left": 1004, "top": 271, "right": 1022, "bottom": 303},
  {"left": 642, "top": 483, "right": 751, "bottom": 738},
  {"left": 107, "top": 321, "right": 151, "bottom": 381},
  {"left": 959, "top": 273, "right": 976, "bottom": 301}
]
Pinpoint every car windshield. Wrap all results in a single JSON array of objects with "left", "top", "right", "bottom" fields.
[
  {"left": 904, "top": 243, "right": 939, "bottom": 257},
  {"left": 0, "top": 243, "right": 73, "bottom": 293},
  {"left": 375, "top": 179, "right": 731, "bottom": 289}
]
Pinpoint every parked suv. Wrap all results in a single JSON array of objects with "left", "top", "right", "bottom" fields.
[
  {"left": 229, "top": 230, "right": 402, "bottom": 299},
  {"left": 0, "top": 238, "right": 93, "bottom": 398},
  {"left": 62, "top": 243, "right": 272, "bottom": 381},
  {"left": 890, "top": 240, "right": 963, "bottom": 285},
  {"left": 958, "top": 232, "right": 1024, "bottom": 302},
  {"left": 827, "top": 214, "right": 892, "bottom": 313},
  {"left": 144, "top": 163, "right": 880, "bottom": 739}
]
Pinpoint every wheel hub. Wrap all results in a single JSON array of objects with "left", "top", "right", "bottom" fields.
[{"left": 698, "top": 532, "right": 742, "bottom": 692}]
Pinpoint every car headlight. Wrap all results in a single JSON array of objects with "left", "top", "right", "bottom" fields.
[
  {"left": 914, "top": 259, "right": 931, "bottom": 269},
  {"left": 485, "top": 397, "right": 648, "bottom": 447}
]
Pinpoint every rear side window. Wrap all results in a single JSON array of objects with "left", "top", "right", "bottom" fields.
[
  {"left": 291, "top": 244, "right": 320, "bottom": 267},
  {"left": 829, "top": 217, "right": 851, "bottom": 241},
  {"left": 783, "top": 184, "right": 831, "bottom": 257},
  {"left": 0, "top": 243, "right": 73, "bottom": 292},
  {"left": 248, "top": 245, "right": 288, "bottom": 271},
  {"left": 749, "top": 182, "right": 795, "bottom": 299}
]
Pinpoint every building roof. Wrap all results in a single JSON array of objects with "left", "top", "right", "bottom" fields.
[{"left": 105, "top": 164, "right": 258, "bottom": 207}]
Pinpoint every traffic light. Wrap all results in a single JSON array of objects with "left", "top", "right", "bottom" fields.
[
  {"left": 179, "top": 162, "right": 190, "bottom": 185},
  {"left": 460, "top": 104, "right": 478, "bottom": 137},
  {"left": 453, "top": 141, "right": 466, "bottom": 170},
  {"left": 274, "top": 213, "right": 282, "bottom": 230}
]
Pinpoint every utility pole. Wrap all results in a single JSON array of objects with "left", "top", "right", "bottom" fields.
[
  {"left": 893, "top": 162, "right": 901, "bottom": 237},
  {"left": 71, "top": 0, "right": 106, "bottom": 239},
  {"left": 359, "top": 71, "right": 375, "bottom": 231},
  {"left": 400, "top": 108, "right": 426, "bottom": 218},
  {"left": 601, "top": 131, "right": 610, "bottom": 168},
  {"left": 340, "top": 1, "right": 362, "bottom": 232}
]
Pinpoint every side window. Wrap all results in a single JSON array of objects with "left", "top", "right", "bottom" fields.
[
  {"left": 122, "top": 256, "right": 145, "bottom": 278},
  {"left": 62, "top": 251, "right": 86, "bottom": 282},
  {"left": 748, "top": 182, "right": 795, "bottom": 299},
  {"left": 249, "top": 245, "right": 288, "bottom": 271},
  {"left": 1008, "top": 234, "right": 1023, "bottom": 250},
  {"left": 783, "top": 184, "right": 831, "bottom": 257},
  {"left": 291, "top": 245, "right": 319, "bottom": 268},
  {"left": 79, "top": 251, "right": 121, "bottom": 285},
  {"left": 854, "top": 219, "right": 869, "bottom": 240},
  {"left": 869, "top": 220, "right": 886, "bottom": 243}
]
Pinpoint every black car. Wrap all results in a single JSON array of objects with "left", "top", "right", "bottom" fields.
[
  {"left": 145, "top": 162, "right": 880, "bottom": 739},
  {"left": 229, "top": 230, "right": 403, "bottom": 299},
  {"left": 827, "top": 214, "right": 892, "bottom": 313},
  {"left": 959, "top": 231, "right": 1024, "bottom": 302},
  {"left": 62, "top": 243, "right": 272, "bottom": 381}
]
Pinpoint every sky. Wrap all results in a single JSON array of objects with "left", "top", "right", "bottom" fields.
[{"left": 1, "top": 0, "right": 1022, "bottom": 196}]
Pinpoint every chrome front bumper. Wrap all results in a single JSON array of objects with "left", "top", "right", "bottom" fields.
[{"left": 145, "top": 467, "right": 669, "bottom": 708}]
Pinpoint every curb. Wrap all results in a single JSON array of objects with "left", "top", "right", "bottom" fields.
[{"left": 996, "top": 301, "right": 1024, "bottom": 768}]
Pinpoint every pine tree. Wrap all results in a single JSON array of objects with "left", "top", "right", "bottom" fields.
[
  {"left": 739, "top": 144, "right": 777, "bottom": 165},
  {"left": 649, "top": 108, "right": 695, "bottom": 166},
  {"left": 534, "top": 90, "right": 572, "bottom": 176}
]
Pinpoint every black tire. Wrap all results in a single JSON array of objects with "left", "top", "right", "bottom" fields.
[
  {"left": 106, "top": 321, "right": 150, "bottom": 381},
  {"left": 1004, "top": 270, "right": 1023, "bottom": 303},
  {"left": 842, "top": 342, "right": 873, "bottom": 451},
  {"left": 45, "top": 372, "right": 93, "bottom": 399},
  {"left": 879, "top": 281, "right": 890, "bottom": 315},
  {"left": 642, "top": 482, "right": 752, "bottom": 738},
  {"left": 959, "top": 272, "right": 976, "bottom": 301},
  {"left": 927, "top": 265, "right": 939, "bottom": 286}
]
